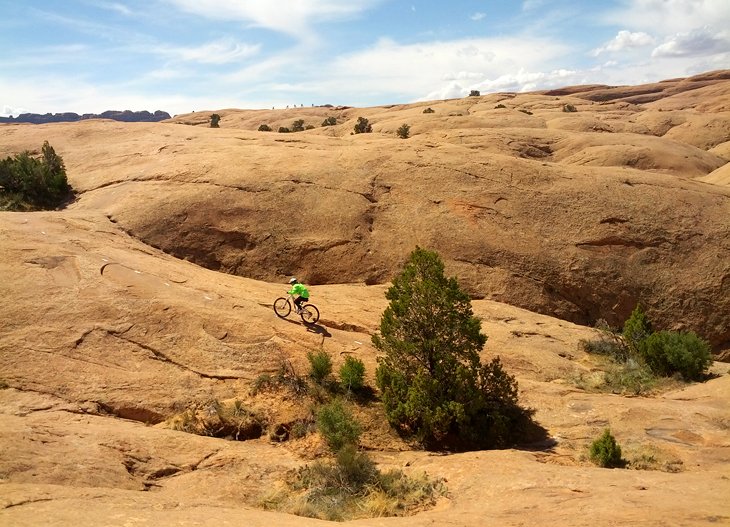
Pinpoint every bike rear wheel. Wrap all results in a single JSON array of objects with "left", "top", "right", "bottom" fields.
[
  {"left": 273, "top": 297, "right": 291, "bottom": 318},
  {"left": 300, "top": 304, "right": 320, "bottom": 324}
]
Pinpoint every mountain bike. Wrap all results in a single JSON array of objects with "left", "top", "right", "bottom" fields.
[{"left": 273, "top": 294, "right": 320, "bottom": 324}]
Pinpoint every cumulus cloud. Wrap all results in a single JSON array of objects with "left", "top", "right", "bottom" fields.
[
  {"left": 328, "top": 36, "right": 569, "bottom": 99},
  {"left": 470, "top": 12, "right": 486, "bottom": 21},
  {"left": 164, "top": 0, "right": 382, "bottom": 35},
  {"left": 652, "top": 27, "right": 730, "bottom": 57},
  {"left": 591, "top": 30, "right": 654, "bottom": 56}
]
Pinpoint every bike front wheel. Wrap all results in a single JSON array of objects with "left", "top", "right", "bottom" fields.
[
  {"left": 300, "top": 304, "right": 320, "bottom": 324},
  {"left": 273, "top": 297, "right": 291, "bottom": 318}
]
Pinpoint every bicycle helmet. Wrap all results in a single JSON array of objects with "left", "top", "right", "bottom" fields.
[{"left": 288, "top": 277, "right": 298, "bottom": 284}]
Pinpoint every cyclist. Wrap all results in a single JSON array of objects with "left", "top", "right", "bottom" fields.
[{"left": 287, "top": 277, "right": 310, "bottom": 313}]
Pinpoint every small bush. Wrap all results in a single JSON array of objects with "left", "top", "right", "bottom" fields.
[
  {"left": 422, "top": 107, "right": 435, "bottom": 114},
  {"left": 339, "top": 356, "right": 366, "bottom": 392},
  {"left": 258, "top": 124, "right": 272, "bottom": 132},
  {"left": 278, "top": 126, "right": 291, "bottom": 133},
  {"left": 518, "top": 109, "right": 533, "bottom": 115},
  {"left": 640, "top": 330, "right": 712, "bottom": 381},
  {"left": 316, "top": 400, "right": 361, "bottom": 452},
  {"left": 589, "top": 429, "right": 624, "bottom": 468},
  {"left": 580, "top": 319, "right": 630, "bottom": 362},
  {"left": 396, "top": 123, "right": 410, "bottom": 139},
  {"left": 322, "top": 116, "right": 337, "bottom": 126},
  {"left": 563, "top": 103, "right": 577, "bottom": 112},
  {"left": 495, "top": 103, "right": 507, "bottom": 109},
  {"left": 305, "top": 124, "right": 315, "bottom": 130},
  {"left": 622, "top": 304, "right": 653, "bottom": 355},
  {"left": 469, "top": 90, "right": 480, "bottom": 97},
  {"left": 307, "top": 349, "right": 333, "bottom": 384},
  {"left": 291, "top": 119, "right": 305, "bottom": 132},
  {"left": 353, "top": 117, "right": 372, "bottom": 134},
  {"left": 210, "top": 113, "right": 221, "bottom": 127}
]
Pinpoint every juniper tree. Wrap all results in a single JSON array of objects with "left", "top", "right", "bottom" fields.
[{"left": 373, "top": 247, "right": 531, "bottom": 449}]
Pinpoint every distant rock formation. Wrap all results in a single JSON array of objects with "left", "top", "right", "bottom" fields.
[{"left": 0, "top": 110, "right": 171, "bottom": 124}]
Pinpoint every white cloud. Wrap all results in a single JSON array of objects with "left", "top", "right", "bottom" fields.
[
  {"left": 521, "top": 0, "right": 546, "bottom": 11},
  {"left": 602, "top": 0, "right": 730, "bottom": 34},
  {"left": 165, "top": 0, "right": 382, "bottom": 35},
  {"left": 155, "top": 38, "right": 261, "bottom": 64},
  {"left": 591, "top": 30, "right": 654, "bottom": 56},
  {"left": 102, "top": 2, "right": 133, "bottom": 16},
  {"left": 1, "top": 105, "right": 30, "bottom": 118},
  {"left": 470, "top": 12, "right": 486, "bottom": 21},
  {"left": 652, "top": 27, "right": 730, "bottom": 57}
]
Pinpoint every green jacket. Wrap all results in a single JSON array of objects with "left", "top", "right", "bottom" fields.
[{"left": 288, "top": 283, "right": 309, "bottom": 299}]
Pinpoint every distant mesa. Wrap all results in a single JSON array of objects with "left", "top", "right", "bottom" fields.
[{"left": 0, "top": 110, "right": 171, "bottom": 124}]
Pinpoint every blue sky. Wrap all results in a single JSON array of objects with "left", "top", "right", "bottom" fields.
[{"left": 1, "top": 0, "right": 729, "bottom": 116}]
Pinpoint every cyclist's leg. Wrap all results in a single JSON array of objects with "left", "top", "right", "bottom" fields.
[{"left": 293, "top": 296, "right": 304, "bottom": 312}]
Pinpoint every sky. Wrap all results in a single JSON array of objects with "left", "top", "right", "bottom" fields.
[{"left": 1, "top": 0, "right": 729, "bottom": 117}]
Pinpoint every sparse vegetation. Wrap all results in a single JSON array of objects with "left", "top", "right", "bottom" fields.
[
  {"left": 589, "top": 429, "right": 624, "bottom": 468},
  {"left": 495, "top": 104, "right": 507, "bottom": 109},
  {"left": 250, "top": 360, "right": 307, "bottom": 396},
  {"left": 278, "top": 126, "right": 291, "bottom": 133},
  {"left": 0, "top": 379, "right": 9, "bottom": 389},
  {"left": 469, "top": 90, "right": 480, "bottom": 97},
  {"left": 262, "top": 398, "right": 445, "bottom": 521},
  {"left": 373, "top": 247, "right": 534, "bottom": 450},
  {"left": 0, "top": 141, "right": 72, "bottom": 211},
  {"left": 578, "top": 306, "right": 713, "bottom": 393},
  {"left": 322, "top": 116, "right": 337, "bottom": 126},
  {"left": 396, "top": 123, "right": 411, "bottom": 139},
  {"left": 258, "top": 124, "right": 272, "bottom": 131},
  {"left": 518, "top": 109, "right": 533, "bottom": 115},
  {"left": 353, "top": 117, "right": 372, "bottom": 134},
  {"left": 339, "top": 356, "right": 366, "bottom": 393},
  {"left": 168, "top": 399, "right": 265, "bottom": 440},
  {"left": 291, "top": 119, "right": 305, "bottom": 132},
  {"left": 563, "top": 103, "right": 577, "bottom": 112},
  {"left": 422, "top": 107, "right": 435, "bottom": 114},
  {"left": 210, "top": 113, "right": 221, "bottom": 128}
]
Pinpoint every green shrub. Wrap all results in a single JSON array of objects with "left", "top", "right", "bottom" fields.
[
  {"left": 639, "top": 330, "right": 712, "bottom": 381},
  {"left": 316, "top": 400, "right": 361, "bottom": 452},
  {"left": 563, "top": 103, "right": 577, "bottom": 112},
  {"left": 321, "top": 116, "right": 337, "bottom": 126},
  {"left": 469, "top": 90, "right": 480, "bottom": 97},
  {"left": 396, "top": 123, "right": 410, "bottom": 139},
  {"left": 353, "top": 117, "right": 372, "bottom": 134},
  {"left": 422, "top": 107, "right": 435, "bottom": 114},
  {"left": 307, "top": 349, "right": 333, "bottom": 384},
  {"left": 589, "top": 429, "right": 623, "bottom": 468},
  {"left": 622, "top": 304, "right": 653, "bottom": 355},
  {"left": 210, "top": 113, "right": 221, "bottom": 127},
  {"left": 495, "top": 103, "right": 507, "bottom": 109},
  {"left": 278, "top": 126, "right": 291, "bottom": 133},
  {"left": 373, "top": 247, "right": 533, "bottom": 450},
  {"left": 291, "top": 119, "right": 305, "bottom": 132},
  {"left": 0, "top": 141, "right": 71, "bottom": 211},
  {"left": 339, "top": 356, "right": 366, "bottom": 392},
  {"left": 258, "top": 124, "right": 272, "bottom": 131}
]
